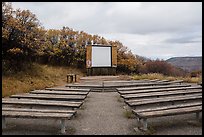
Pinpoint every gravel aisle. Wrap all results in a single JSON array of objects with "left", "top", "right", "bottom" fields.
[{"left": 68, "top": 92, "right": 137, "bottom": 135}]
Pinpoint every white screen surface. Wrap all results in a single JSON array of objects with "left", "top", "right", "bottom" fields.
[{"left": 92, "top": 46, "right": 111, "bottom": 67}]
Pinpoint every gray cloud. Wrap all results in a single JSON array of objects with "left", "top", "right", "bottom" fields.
[
  {"left": 165, "top": 37, "right": 201, "bottom": 44},
  {"left": 164, "top": 33, "right": 202, "bottom": 44},
  {"left": 11, "top": 2, "right": 202, "bottom": 60}
]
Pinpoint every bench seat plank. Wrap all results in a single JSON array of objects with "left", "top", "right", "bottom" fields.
[
  {"left": 45, "top": 87, "right": 90, "bottom": 92},
  {"left": 126, "top": 93, "right": 202, "bottom": 103},
  {"left": 2, "top": 98, "right": 82, "bottom": 108},
  {"left": 135, "top": 106, "right": 202, "bottom": 118},
  {"left": 165, "top": 80, "right": 183, "bottom": 84},
  {"left": 155, "top": 80, "right": 170, "bottom": 83},
  {"left": 2, "top": 107, "right": 76, "bottom": 115},
  {"left": 119, "top": 86, "right": 201, "bottom": 95},
  {"left": 126, "top": 94, "right": 202, "bottom": 106},
  {"left": 102, "top": 79, "right": 159, "bottom": 84},
  {"left": 122, "top": 89, "right": 202, "bottom": 99},
  {"left": 10, "top": 94, "right": 86, "bottom": 100},
  {"left": 66, "top": 81, "right": 185, "bottom": 89},
  {"left": 117, "top": 84, "right": 191, "bottom": 92},
  {"left": 2, "top": 111, "right": 73, "bottom": 119},
  {"left": 30, "top": 90, "right": 88, "bottom": 95},
  {"left": 132, "top": 102, "right": 202, "bottom": 113}
]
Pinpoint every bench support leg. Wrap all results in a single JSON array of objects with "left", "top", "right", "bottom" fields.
[
  {"left": 196, "top": 112, "right": 200, "bottom": 120},
  {"left": 137, "top": 118, "right": 142, "bottom": 128},
  {"left": 142, "top": 118, "right": 148, "bottom": 131},
  {"left": 2, "top": 117, "right": 6, "bottom": 129},
  {"left": 137, "top": 118, "right": 148, "bottom": 131},
  {"left": 60, "top": 119, "right": 66, "bottom": 134},
  {"left": 102, "top": 81, "right": 104, "bottom": 92}
]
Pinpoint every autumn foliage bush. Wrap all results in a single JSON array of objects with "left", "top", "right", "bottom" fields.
[
  {"left": 190, "top": 70, "right": 202, "bottom": 77},
  {"left": 139, "top": 60, "right": 187, "bottom": 76}
]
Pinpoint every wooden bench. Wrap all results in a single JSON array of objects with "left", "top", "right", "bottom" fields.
[
  {"left": 45, "top": 87, "right": 90, "bottom": 92},
  {"left": 30, "top": 90, "right": 89, "bottom": 95},
  {"left": 120, "top": 86, "right": 202, "bottom": 96},
  {"left": 125, "top": 93, "right": 202, "bottom": 107},
  {"left": 67, "top": 74, "right": 77, "bottom": 83},
  {"left": 122, "top": 89, "right": 202, "bottom": 100},
  {"left": 132, "top": 103, "right": 202, "bottom": 131},
  {"left": 114, "top": 80, "right": 185, "bottom": 88},
  {"left": 148, "top": 80, "right": 184, "bottom": 85},
  {"left": 117, "top": 84, "right": 191, "bottom": 92},
  {"left": 2, "top": 85, "right": 88, "bottom": 134},
  {"left": 2, "top": 107, "right": 76, "bottom": 134},
  {"left": 155, "top": 80, "right": 170, "bottom": 83},
  {"left": 66, "top": 81, "right": 184, "bottom": 89},
  {"left": 66, "top": 84, "right": 106, "bottom": 88},
  {"left": 165, "top": 80, "right": 184, "bottom": 84},
  {"left": 10, "top": 93, "right": 87, "bottom": 101},
  {"left": 2, "top": 107, "right": 76, "bottom": 114},
  {"left": 2, "top": 98, "right": 83, "bottom": 109},
  {"left": 147, "top": 79, "right": 160, "bottom": 82},
  {"left": 68, "top": 80, "right": 183, "bottom": 91},
  {"left": 101, "top": 79, "right": 162, "bottom": 84},
  {"left": 117, "top": 80, "right": 201, "bottom": 132}
]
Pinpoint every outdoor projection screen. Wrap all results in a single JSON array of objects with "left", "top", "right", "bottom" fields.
[{"left": 92, "top": 46, "right": 111, "bottom": 67}]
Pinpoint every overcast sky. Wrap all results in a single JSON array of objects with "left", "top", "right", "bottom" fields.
[{"left": 12, "top": 2, "right": 202, "bottom": 60}]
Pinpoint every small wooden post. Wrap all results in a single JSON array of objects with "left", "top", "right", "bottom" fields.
[
  {"left": 71, "top": 75, "right": 73, "bottom": 83},
  {"left": 67, "top": 75, "right": 69, "bottom": 83},
  {"left": 67, "top": 74, "right": 74, "bottom": 83},
  {"left": 74, "top": 74, "right": 77, "bottom": 82}
]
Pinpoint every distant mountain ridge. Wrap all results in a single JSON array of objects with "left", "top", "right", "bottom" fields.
[{"left": 166, "top": 56, "right": 202, "bottom": 72}]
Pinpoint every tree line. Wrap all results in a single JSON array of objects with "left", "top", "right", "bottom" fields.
[{"left": 2, "top": 2, "right": 187, "bottom": 77}]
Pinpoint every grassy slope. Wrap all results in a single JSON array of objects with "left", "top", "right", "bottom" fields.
[
  {"left": 132, "top": 73, "right": 202, "bottom": 83},
  {"left": 2, "top": 63, "right": 85, "bottom": 97}
]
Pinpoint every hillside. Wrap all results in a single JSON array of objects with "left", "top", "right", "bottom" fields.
[
  {"left": 166, "top": 56, "right": 202, "bottom": 72},
  {"left": 2, "top": 63, "right": 85, "bottom": 97}
]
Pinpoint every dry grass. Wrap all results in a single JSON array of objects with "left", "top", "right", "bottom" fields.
[
  {"left": 132, "top": 73, "right": 202, "bottom": 83},
  {"left": 2, "top": 63, "right": 85, "bottom": 97},
  {"left": 123, "top": 109, "right": 136, "bottom": 119}
]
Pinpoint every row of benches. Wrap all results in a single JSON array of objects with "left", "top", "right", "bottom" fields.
[
  {"left": 2, "top": 87, "right": 91, "bottom": 134},
  {"left": 116, "top": 82, "right": 202, "bottom": 131},
  {"left": 65, "top": 79, "right": 185, "bottom": 93}
]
